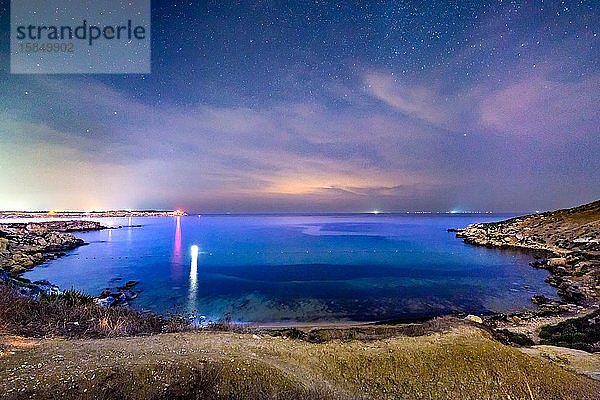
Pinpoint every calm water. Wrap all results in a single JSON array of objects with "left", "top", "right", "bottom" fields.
[{"left": 23, "top": 214, "right": 557, "bottom": 323}]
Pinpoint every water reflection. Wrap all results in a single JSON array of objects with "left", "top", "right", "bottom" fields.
[
  {"left": 175, "top": 216, "right": 181, "bottom": 254},
  {"left": 127, "top": 216, "right": 132, "bottom": 241},
  {"left": 170, "top": 216, "right": 182, "bottom": 281},
  {"left": 189, "top": 245, "right": 199, "bottom": 306}
]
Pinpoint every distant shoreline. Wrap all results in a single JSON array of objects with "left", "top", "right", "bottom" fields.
[{"left": 0, "top": 210, "right": 187, "bottom": 219}]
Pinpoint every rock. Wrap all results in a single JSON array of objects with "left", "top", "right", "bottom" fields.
[
  {"left": 0, "top": 220, "right": 101, "bottom": 274},
  {"left": 548, "top": 258, "right": 567, "bottom": 267},
  {"left": 11, "top": 266, "right": 27, "bottom": 274},
  {"left": 96, "top": 296, "right": 116, "bottom": 307},
  {"left": 465, "top": 314, "right": 483, "bottom": 324},
  {"left": 531, "top": 295, "right": 552, "bottom": 305},
  {"left": 26, "top": 223, "right": 48, "bottom": 235},
  {"left": 510, "top": 316, "right": 522, "bottom": 324},
  {"left": 120, "top": 290, "right": 138, "bottom": 301},
  {"left": 529, "top": 260, "right": 546, "bottom": 268}
]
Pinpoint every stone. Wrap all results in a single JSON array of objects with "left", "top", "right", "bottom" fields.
[
  {"left": 465, "top": 314, "right": 483, "bottom": 324},
  {"left": 510, "top": 316, "right": 522, "bottom": 324},
  {"left": 11, "top": 266, "right": 27, "bottom": 274},
  {"left": 96, "top": 296, "right": 116, "bottom": 307},
  {"left": 531, "top": 295, "right": 551, "bottom": 305},
  {"left": 548, "top": 257, "right": 567, "bottom": 267}
]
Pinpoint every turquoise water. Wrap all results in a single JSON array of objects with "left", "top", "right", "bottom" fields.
[{"left": 23, "top": 214, "right": 557, "bottom": 323}]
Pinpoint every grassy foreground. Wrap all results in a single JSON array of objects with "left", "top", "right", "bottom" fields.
[
  {"left": 2, "top": 324, "right": 599, "bottom": 400},
  {"left": 1, "top": 283, "right": 599, "bottom": 399}
]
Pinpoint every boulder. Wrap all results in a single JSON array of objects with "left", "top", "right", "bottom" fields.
[
  {"left": 96, "top": 296, "right": 116, "bottom": 307},
  {"left": 465, "top": 314, "right": 483, "bottom": 324},
  {"left": 531, "top": 295, "right": 552, "bottom": 305},
  {"left": 548, "top": 258, "right": 567, "bottom": 267}
]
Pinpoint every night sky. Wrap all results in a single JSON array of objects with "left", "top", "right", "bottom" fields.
[{"left": 1, "top": 0, "right": 599, "bottom": 213}]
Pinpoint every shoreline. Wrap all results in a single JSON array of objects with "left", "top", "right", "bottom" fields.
[
  {"left": 0, "top": 220, "right": 105, "bottom": 275},
  {"left": 451, "top": 200, "right": 600, "bottom": 306},
  {"left": 1, "top": 207, "right": 598, "bottom": 352}
]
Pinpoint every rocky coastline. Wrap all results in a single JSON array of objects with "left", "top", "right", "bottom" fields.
[
  {"left": 451, "top": 200, "right": 600, "bottom": 306},
  {"left": 0, "top": 220, "right": 104, "bottom": 275},
  {"left": 0, "top": 220, "right": 145, "bottom": 308},
  {"left": 451, "top": 200, "right": 600, "bottom": 351}
]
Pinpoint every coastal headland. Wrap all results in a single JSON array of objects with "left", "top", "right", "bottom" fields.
[
  {"left": 452, "top": 200, "right": 600, "bottom": 305},
  {"left": 0, "top": 220, "right": 104, "bottom": 275},
  {"left": 451, "top": 200, "right": 600, "bottom": 353}
]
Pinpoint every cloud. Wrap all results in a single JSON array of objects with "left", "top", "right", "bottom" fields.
[
  {"left": 364, "top": 72, "right": 453, "bottom": 129},
  {"left": 2, "top": 76, "right": 453, "bottom": 211},
  {"left": 479, "top": 73, "right": 600, "bottom": 141}
]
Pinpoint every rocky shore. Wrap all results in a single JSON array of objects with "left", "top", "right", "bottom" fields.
[
  {"left": 0, "top": 220, "right": 104, "bottom": 275},
  {"left": 451, "top": 200, "right": 600, "bottom": 351},
  {"left": 452, "top": 200, "right": 600, "bottom": 305}
]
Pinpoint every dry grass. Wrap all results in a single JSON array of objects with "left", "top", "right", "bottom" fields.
[
  {"left": 0, "top": 284, "right": 188, "bottom": 338},
  {"left": 1, "top": 283, "right": 599, "bottom": 399},
  {"left": 1, "top": 326, "right": 599, "bottom": 399}
]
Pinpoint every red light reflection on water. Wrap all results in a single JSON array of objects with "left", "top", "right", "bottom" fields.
[{"left": 170, "top": 216, "right": 182, "bottom": 281}]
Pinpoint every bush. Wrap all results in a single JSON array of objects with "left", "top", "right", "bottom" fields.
[
  {"left": 539, "top": 310, "right": 600, "bottom": 352},
  {"left": 0, "top": 283, "right": 190, "bottom": 338},
  {"left": 40, "top": 287, "right": 94, "bottom": 307}
]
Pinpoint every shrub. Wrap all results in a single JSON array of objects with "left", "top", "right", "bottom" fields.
[{"left": 0, "top": 283, "right": 190, "bottom": 338}]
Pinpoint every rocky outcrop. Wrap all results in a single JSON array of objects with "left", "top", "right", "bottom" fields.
[
  {"left": 0, "top": 220, "right": 104, "bottom": 274},
  {"left": 0, "top": 271, "right": 62, "bottom": 297},
  {"left": 453, "top": 200, "right": 600, "bottom": 305},
  {"left": 96, "top": 280, "right": 141, "bottom": 307}
]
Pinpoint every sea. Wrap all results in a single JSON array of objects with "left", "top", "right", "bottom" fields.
[{"left": 22, "top": 214, "right": 557, "bottom": 324}]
